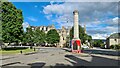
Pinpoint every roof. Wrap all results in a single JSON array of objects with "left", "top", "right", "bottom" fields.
[{"left": 109, "top": 33, "right": 120, "bottom": 39}]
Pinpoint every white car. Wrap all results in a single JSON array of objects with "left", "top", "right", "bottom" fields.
[{"left": 81, "top": 45, "right": 89, "bottom": 49}]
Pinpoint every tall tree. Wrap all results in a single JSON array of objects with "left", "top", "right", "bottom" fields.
[
  {"left": 25, "top": 27, "right": 34, "bottom": 44},
  {"left": 70, "top": 25, "right": 92, "bottom": 44},
  {"left": 33, "top": 28, "right": 46, "bottom": 44},
  {"left": 46, "top": 29, "right": 60, "bottom": 44},
  {"left": 2, "top": 2, "right": 24, "bottom": 44},
  {"left": 23, "top": 27, "right": 46, "bottom": 45}
]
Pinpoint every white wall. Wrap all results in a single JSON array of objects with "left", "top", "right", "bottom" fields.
[{"left": 109, "top": 38, "right": 120, "bottom": 46}]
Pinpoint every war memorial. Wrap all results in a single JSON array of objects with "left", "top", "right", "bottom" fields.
[
  {"left": 1, "top": 2, "right": 119, "bottom": 68},
  {"left": 72, "top": 10, "right": 81, "bottom": 53}
]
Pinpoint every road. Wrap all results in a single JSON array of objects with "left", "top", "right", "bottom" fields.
[
  {"left": 1, "top": 47, "right": 119, "bottom": 68},
  {"left": 83, "top": 48, "right": 119, "bottom": 56}
]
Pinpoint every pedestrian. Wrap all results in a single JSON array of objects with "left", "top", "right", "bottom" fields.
[
  {"left": 34, "top": 48, "right": 35, "bottom": 51},
  {"left": 20, "top": 51, "right": 22, "bottom": 54}
]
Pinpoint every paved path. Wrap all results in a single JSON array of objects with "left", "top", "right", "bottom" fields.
[{"left": 1, "top": 47, "right": 119, "bottom": 68}]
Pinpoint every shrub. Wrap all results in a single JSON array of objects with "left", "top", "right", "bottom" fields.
[
  {"left": 92, "top": 40, "right": 104, "bottom": 47},
  {"left": 2, "top": 47, "right": 28, "bottom": 51},
  {"left": 30, "top": 46, "right": 33, "bottom": 49},
  {"left": 114, "top": 45, "right": 120, "bottom": 49},
  {"left": 110, "top": 44, "right": 120, "bottom": 50},
  {"left": 110, "top": 45, "right": 114, "bottom": 49},
  {"left": 100, "top": 43, "right": 105, "bottom": 49}
]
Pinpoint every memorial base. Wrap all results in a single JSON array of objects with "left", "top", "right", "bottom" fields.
[
  {"left": 72, "top": 39, "right": 81, "bottom": 53},
  {"left": 72, "top": 50, "right": 81, "bottom": 53}
]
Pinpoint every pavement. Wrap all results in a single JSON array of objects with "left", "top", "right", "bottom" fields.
[
  {"left": 0, "top": 47, "right": 119, "bottom": 68},
  {"left": 92, "top": 47, "right": 118, "bottom": 51}
]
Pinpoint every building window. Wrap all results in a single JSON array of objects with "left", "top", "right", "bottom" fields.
[
  {"left": 44, "top": 27, "right": 46, "bottom": 31},
  {"left": 46, "top": 27, "right": 47, "bottom": 31},
  {"left": 42, "top": 27, "right": 44, "bottom": 30},
  {"left": 114, "top": 39, "right": 117, "bottom": 42}
]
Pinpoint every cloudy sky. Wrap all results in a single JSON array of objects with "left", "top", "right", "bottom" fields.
[{"left": 12, "top": 2, "right": 119, "bottom": 39}]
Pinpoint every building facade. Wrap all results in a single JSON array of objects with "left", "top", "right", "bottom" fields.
[
  {"left": 57, "top": 26, "right": 70, "bottom": 47},
  {"left": 106, "top": 33, "right": 120, "bottom": 47},
  {"left": 31, "top": 25, "right": 55, "bottom": 33},
  {"left": 30, "top": 25, "right": 70, "bottom": 47}
]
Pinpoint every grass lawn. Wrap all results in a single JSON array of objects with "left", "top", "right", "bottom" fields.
[{"left": 0, "top": 48, "right": 37, "bottom": 55}]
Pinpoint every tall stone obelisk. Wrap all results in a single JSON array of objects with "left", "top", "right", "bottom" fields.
[
  {"left": 72, "top": 10, "right": 81, "bottom": 53},
  {"left": 73, "top": 10, "right": 79, "bottom": 39}
]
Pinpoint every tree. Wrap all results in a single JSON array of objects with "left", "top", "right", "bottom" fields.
[
  {"left": 0, "top": 18, "right": 2, "bottom": 42},
  {"left": 2, "top": 2, "right": 24, "bottom": 44},
  {"left": 0, "top": 2, "right": 2, "bottom": 42},
  {"left": 22, "top": 27, "right": 46, "bottom": 46},
  {"left": 92, "top": 40, "right": 104, "bottom": 47},
  {"left": 33, "top": 28, "right": 46, "bottom": 45},
  {"left": 1, "top": 0, "right": 8, "bottom": 2},
  {"left": 87, "top": 35, "right": 92, "bottom": 42},
  {"left": 26, "top": 27, "right": 34, "bottom": 43},
  {"left": 70, "top": 25, "right": 92, "bottom": 44},
  {"left": 46, "top": 29, "right": 60, "bottom": 45}
]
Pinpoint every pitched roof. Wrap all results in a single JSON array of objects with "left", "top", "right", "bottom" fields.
[{"left": 109, "top": 33, "right": 120, "bottom": 38}]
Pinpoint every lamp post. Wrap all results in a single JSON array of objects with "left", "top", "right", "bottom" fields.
[{"left": 66, "top": 20, "right": 71, "bottom": 48}]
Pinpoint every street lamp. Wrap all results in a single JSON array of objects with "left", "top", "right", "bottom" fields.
[{"left": 66, "top": 19, "right": 73, "bottom": 48}]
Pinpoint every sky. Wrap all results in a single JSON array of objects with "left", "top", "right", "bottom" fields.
[{"left": 11, "top": 2, "right": 119, "bottom": 39}]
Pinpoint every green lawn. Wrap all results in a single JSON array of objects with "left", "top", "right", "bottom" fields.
[{"left": 0, "top": 48, "right": 37, "bottom": 55}]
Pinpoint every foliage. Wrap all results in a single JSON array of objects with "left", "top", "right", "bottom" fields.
[
  {"left": 2, "top": 2, "right": 24, "bottom": 43},
  {"left": 1, "top": 0, "right": 8, "bottom": 2},
  {"left": 0, "top": 21, "right": 2, "bottom": 41},
  {"left": 110, "top": 44, "right": 120, "bottom": 50},
  {"left": 33, "top": 28, "right": 46, "bottom": 44},
  {"left": 100, "top": 43, "right": 105, "bottom": 48},
  {"left": 110, "top": 45, "right": 114, "bottom": 49},
  {"left": 46, "top": 29, "right": 60, "bottom": 44},
  {"left": 25, "top": 27, "right": 35, "bottom": 44},
  {"left": 0, "top": 2, "right": 2, "bottom": 41},
  {"left": 22, "top": 27, "right": 46, "bottom": 45},
  {"left": 70, "top": 25, "right": 92, "bottom": 44},
  {"left": 2, "top": 47, "right": 28, "bottom": 50},
  {"left": 92, "top": 40, "right": 104, "bottom": 47}
]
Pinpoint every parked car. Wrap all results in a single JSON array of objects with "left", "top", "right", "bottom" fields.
[{"left": 81, "top": 45, "right": 89, "bottom": 49}]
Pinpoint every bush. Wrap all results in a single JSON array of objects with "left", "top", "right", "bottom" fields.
[
  {"left": 30, "top": 46, "right": 33, "bottom": 49},
  {"left": 93, "top": 44, "right": 100, "bottom": 47},
  {"left": 110, "top": 45, "right": 114, "bottom": 49},
  {"left": 2, "top": 47, "right": 28, "bottom": 51},
  {"left": 115, "top": 45, "right": 120, "bottom": 49},
  {"left": 110, "top": 44, "right": 120, "bottom": 50},
  {"left": 92, "top": 40, "right": 104, "bottom": 47},
  {"left": 100, "top": 43, "right": 105, "bottom": 49}
]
